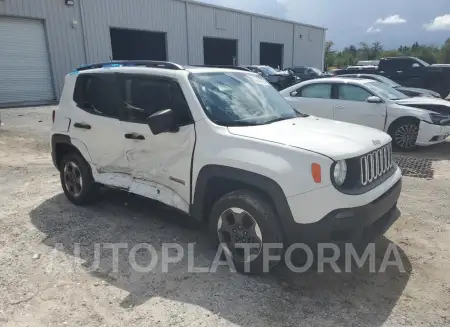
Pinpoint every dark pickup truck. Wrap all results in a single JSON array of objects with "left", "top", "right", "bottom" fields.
[{"left": 333, "top": 57, "right": 450, "bottom": 99}]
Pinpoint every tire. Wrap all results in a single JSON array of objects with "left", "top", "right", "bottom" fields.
[
  {"left": 60, "top": 152, "right": 99, "bottom": 205},
  {"left": 389, "top": 119, "right": 419, "bottom": 151},
  {"left": 208, "top": 190, "right": 284, "bottom": 274}
]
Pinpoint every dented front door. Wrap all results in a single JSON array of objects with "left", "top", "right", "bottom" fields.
[
  {"left": 118, "top": 74, "right": 195, "bottom": 213},
  {"left": 121, "top": 121, "right": 195, "bottom": 213}
]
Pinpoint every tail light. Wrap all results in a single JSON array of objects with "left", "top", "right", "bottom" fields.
[{"left": 52, "top": 110, "right": 55, "bottom": 123}]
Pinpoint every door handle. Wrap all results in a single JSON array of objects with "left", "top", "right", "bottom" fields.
[
  {"left": 125, "top": 133, "right": 145, "bottom": 140},
  {"left": 335, "top": 105, "right": 345, "bottom": 109},
  {"left": 73, "top": 122, "right": 91, "bottom": 129}
]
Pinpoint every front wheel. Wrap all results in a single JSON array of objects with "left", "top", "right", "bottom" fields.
[
  {"left": 390, "top": 119, "right": 419, "bottom": 151},
  {"left": 208, "top": 190, "right": 284, "bottom": 274}
]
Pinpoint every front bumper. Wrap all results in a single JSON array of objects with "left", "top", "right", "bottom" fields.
[
  {"left": 416, "top": 121, "right": 450, "bottom": 146},
  {"left": 280, "top": 168, "right": 402, "bottom": 246}
]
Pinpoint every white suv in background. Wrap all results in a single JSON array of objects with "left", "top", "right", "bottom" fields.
[
  {"left": 51, "top": 61, "right": 402, "bottom": 273},
  {"left": 280, "top": 77, "right": 450, "bottom": 150}
]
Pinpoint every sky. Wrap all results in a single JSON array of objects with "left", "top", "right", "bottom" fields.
[{"left": 195, "top": 0, "right": 450, "bottom": 49}]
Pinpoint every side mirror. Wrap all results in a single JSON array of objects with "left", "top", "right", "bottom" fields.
[
  {"left": 147, "top": 109, "right": 177, "bottom": 135},
  {"left": 412, "top": 63, "right": 420, "bottom": 68},
  {"left": 290, "top": 90, "right": 298, "bottom": 97},
  {"left": 367, "top": 96, "right": 382, "bottom": 104}
]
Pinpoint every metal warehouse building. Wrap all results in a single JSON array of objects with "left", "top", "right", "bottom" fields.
[{"left": 0, "top": 0, "right": 326, "bottom": 106}]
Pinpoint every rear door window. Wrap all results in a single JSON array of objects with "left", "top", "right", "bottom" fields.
[{"left": 297, "top": 83, "right": 332, "bottom": 99}]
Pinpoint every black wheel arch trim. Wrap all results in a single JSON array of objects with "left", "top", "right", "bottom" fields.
[
  {"left": 51, "top": 134, "right": 92, "bottom": 174},
  {"left": 190, "top": 165, "right": 296, "bottom": 243},
  {"left": 51, "top": 134, "right": 72, "bottom": 169},
  {"left": 387, "top": 116, "right": 421, "bottom": 133}
]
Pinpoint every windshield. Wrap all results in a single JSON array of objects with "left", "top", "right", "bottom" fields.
[
  {"left": 413, "top": 57, "right": 430, "bottom": 67},
  {"left": 371, "top": 75, "right": 400, "bottom": 87},
  {"left": 364, "top": 81, "right": 408, "bottom": 100},
  {"left": 189, "top": 72, "right": 299, "bottom": 126},
  {"left": 258, "top": 66, "right": 278, "bottom": 75}
]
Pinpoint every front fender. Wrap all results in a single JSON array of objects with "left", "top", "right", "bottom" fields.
[{"left": 191, "top": 120, "right": 334, "bottom": 199}]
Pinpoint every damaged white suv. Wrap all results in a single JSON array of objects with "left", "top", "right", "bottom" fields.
[{"left": 51, "top": 61, "right": 402, "bottom": 273}]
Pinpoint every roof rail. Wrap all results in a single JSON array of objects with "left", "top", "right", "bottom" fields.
[
  {"left": 76, "top": 60, "right": 184, "bottom": 71},
  {"left": 191, "top": 65, "right": 251, "bottom": 71}
]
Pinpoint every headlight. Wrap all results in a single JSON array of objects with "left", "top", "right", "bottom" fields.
[
  {"left": 333, "top": 160, "right": 347, "bottom": 186},
  {"left": 429, "top": 113, "right": 450, "bottom": 125}
]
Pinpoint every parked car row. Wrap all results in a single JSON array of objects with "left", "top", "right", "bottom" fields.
[
  {"left": 280, "top": 77, "right": 450, "bottom": 150},
  {"left": 332, "top": 56, "right": 450, "bottom": 99},
  {"left": 335, "top": 74, "right": 441, "bottom": 98},
  {"left": 241, "top": 65, "right": 296, "bottom": 90},
  {"left": 52, "top": 60, "right": 404, "bottom": 274}
]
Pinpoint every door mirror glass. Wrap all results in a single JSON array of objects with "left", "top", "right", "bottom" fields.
[
  {"left": 290, "top": 90, "right": 298, "bottom": 97},
  {"left": 147, "top": 109, "right": 176, "bottom": 135},
  {"left": 367, "top": 96, "right": 382, "bottom": 104}
]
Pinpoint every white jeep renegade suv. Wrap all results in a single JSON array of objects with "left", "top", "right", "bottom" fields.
[{"left": 51, "top": 61, "right": 402, "bottom": 273}]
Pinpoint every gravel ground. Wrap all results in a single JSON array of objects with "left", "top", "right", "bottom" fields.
[{"left": 0, "top": 106, "right": 449, "bottom": 327}]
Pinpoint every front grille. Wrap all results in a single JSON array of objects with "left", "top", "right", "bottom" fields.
[{"left": 360, "top": 143, "right": 393, "bottom": 186}]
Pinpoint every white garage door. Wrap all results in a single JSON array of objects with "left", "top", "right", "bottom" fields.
[{"left": 0, "top": 17, "right": 54, "bottom": 105}]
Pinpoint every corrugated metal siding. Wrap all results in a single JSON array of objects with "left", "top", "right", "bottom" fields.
[
  {"left": 186, "top": 2, "right": 251, "bottom": 65},
  {"left": 0, "top": 0, "right": 325, "bottom": 100},
  {"left": 251, "top": 17, "right": 294, "bottom": 68},
  {"left": 80, "top": 0, "right": 188, "bottom": 64},
  {"left": 0, "top": 17, "right": 53, "bottom": 104},
  {"left": 0, "top": 0, "right": 86, "bottom": 99},
  {"left": 293, "top": 25, "right": 325, "bottom": 70}
]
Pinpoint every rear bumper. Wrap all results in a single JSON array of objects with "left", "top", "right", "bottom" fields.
[
  {"left": 416, "top": 121, "right": 450, "bottom": 146},
  {"left": 282, "top": 178, "right": 402, "bottom": 246}
]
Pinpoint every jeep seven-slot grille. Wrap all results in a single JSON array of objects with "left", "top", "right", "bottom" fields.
[{"left": 360, "top": 143, "right": 393, "bottom": 186}]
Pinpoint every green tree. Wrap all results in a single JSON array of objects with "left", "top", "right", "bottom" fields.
[
  {"left": 442, "top": 38, "right": 450, "bottom": 64},
  {"left": 371, "top": 42, "right": 383, "bottom": 59},
  {"left": 382, "top": 50, "right": 401, "bottom": 57},
  {"left": 325, "top": 40, "right": 449, "bottom": 68},
  {"left": 324, "top": 41, "right": 336, "bottom": 68}
]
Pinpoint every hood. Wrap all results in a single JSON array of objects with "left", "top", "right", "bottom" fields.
[
  {"left": 276, "top": 70, "right": 291, "bottom": 76},
  {"left": 395, "top": 97, "right": 450, "bottom": 115},
  {"left": 227, "top": 116, "right": 392, "bottom": 160},
  {"left": 270, "top": 72, "right": 290, "bottom": 78},
  {"left": 396, "top": 97, "right": 450, "bottom": 107},
  {"left": 396, "top": 86, "right": 440, "bottom": 97},
  {"left": 431, "top": 64, "right": 450, "bottom": 67}
]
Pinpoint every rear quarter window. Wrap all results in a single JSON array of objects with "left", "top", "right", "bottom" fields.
[{"left": 73, "top": 73, "right": 121, "bottom": 118}]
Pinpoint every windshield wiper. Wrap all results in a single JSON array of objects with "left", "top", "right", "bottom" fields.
[
  {"left": 260, "top": 117, "right": 296, "bottom": 125},
  {"left": 296, "top": 111, "right": 309, "bottom": 117},
  {"left": 220, "top": 121, "right": 260, "bottom": 127}
]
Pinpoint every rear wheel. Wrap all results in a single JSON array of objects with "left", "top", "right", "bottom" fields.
[
  {"left": 390, "top": 119, "right": 419, "bottom": 151},
  {"left": 60, "top": 153, "right": 99, "bottom": 205},
  {"left": 208, "top": 190, "right": 284, "bottom": 274}
]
